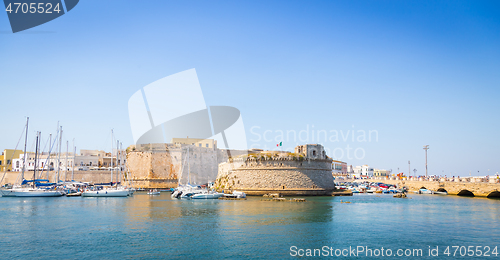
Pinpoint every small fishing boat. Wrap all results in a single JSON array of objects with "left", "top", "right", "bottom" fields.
[
  {"left": 147, "top": 189, "right": 160, "bottom": 195},
  {"left": 66, "top": 191, "right": 81, "bottom": 197},
  {"left": 414, "top": 189, "right": 433, "bottom": 194},
  {"left": 223, "top": 191, "right": 247, "bottom": 199}
]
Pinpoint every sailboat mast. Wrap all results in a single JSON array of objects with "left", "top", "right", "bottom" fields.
[
  {"left": 72, "top": 140, "right": 76, "bottom": 181},
  {"left": 20, "top": 117, "right": 29, "bottom": 182},
  {"left": 65, "top": 140, "right": 68, "bottom": 182},
  {"left": 47, "top": 133, "right": 51, "bottom": 180},
  {"left": 37, "top": 132, "right": 41, "bottom": 179},
  {"left": 117, "top": 140, "right": 120, "bottom": 187},
  {"left": 33, "top": 132, "right": 39, "bottom": 188},
  {"left": 110, "top": 129, "right": 113, "bottom": 186},
  {"left": 56, "top": 126, "right": 62, "bottom": 183}
]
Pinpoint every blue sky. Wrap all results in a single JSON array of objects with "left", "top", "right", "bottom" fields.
[{"left": 1, "top": 0, "right": 499, "bottom": 176}]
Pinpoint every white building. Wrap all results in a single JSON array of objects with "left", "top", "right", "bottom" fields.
[
  {"left": 352, "top": 165, "right": 374, "bottom": 178},
  {"left": 12, "top": 152, "right": 100, "bottom": 172}
]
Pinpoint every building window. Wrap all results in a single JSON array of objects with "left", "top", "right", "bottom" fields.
[
  {"left": 89, "top": 162, "right": 92, "bottom": 166},
  {"left": 199, "top": 143, "right": 201, "bottom": 147},
  {"left": 206, "top": 144, "right": 208, "bottom": 147},
  {"left": 312, "top": 150, "right": 316, "bottom": 156},
  {"left": 16, "top": 161, "right": 19, "bottom": 168},
  {"left": 7, "top": 160, "right": 10, "bottom": 165},
  {"left": 0, "top": 160, "right": 2, "bottom": 165}
]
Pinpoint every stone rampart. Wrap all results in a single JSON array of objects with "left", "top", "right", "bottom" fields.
[{"left": 215, "top": 156, "right": 335, "bottom": 196}]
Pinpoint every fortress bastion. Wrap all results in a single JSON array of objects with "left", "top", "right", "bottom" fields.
[{"left": 215, "top": 144, "right": 335, "bottom": 196}]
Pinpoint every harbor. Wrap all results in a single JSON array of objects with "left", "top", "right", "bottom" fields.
[{"left": 1, "top": 191, "right": 499, "bottom": 259}]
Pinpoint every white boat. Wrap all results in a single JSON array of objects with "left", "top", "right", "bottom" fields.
[
  {"left": 66, "top": 191, "right": 81, "bottom": 197},
  {"left": 233, "top": 191, "right": 246, "bottom": 198},
  {"left": 223, "top": 191, "right": 246, "bottom": 199},
  {"left": 0, "top": 188, "right": 63, "bottom": 197},
  {"left": 81, "top": 189, "right": 129, "bottom": 197},
  {"left": 433, "top": 191, "right": 448, "bottom": 195},
  {"left": 414, "top": 188, "right": 433, "bottom": 194},
  {"left": 191, "top": 192, "right": 224, "bottom": 199},
  {"left": 147, "top": 189, "right": 160, "bottom": 195},
  {"left": 171, "top": 147, "right": 205, "bottom": 199}
]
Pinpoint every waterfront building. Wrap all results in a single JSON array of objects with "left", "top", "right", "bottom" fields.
[
  {"left": 10, "top": 152, "right": 117, "bottom": 172},
  {"left": 373, "top": 169, "right": 392, "bottom": 177},
  {"left": 332, "top": 160, "right": 348, "bottom": 176},
  {"left": 352, "top": 165, "right": 374, "bottom": 178},
  {"left": 0, "top": 149, "right": 24, "bottom": 172}
]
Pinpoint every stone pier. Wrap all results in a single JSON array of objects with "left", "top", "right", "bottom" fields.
[{"left": 368, "top": 179, "right": 500, "bottom": 198}]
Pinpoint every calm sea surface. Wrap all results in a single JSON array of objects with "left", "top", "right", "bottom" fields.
[{"left": 1, "top": 193, "right": 499, "bottom": 259}]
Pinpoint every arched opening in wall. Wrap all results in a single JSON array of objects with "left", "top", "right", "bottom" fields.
[
  {"left": 312, "top": 150, "right": 316, "bottom": 157},
  {"left": 457, "top": 190, "right": 475, "bottom": 197},
  {"left": 487, "top": 191, "right": 500, "bottom": 199},
  {"left": 282, "top": 185, "right": 286, "bottom": 189},
  {"left": 420, "top": 187, "right": 426, "bottom": 190},
  {"left": 437, "top": 188, "right": 447, "bottom": 193}
]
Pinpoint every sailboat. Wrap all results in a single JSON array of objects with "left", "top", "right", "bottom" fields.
[
  {"left": 81, "top": 130, "right": 129, "bottom": 197},
  {"left": 0, "top": 118, "right": 64, "bottom": 197}
]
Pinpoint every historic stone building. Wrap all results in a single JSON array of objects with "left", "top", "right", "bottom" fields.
[
  {"left": 125, "top": 142, "right": 248, "bottom": 188},
  {"left": 215, "top": 144, "right": 335, "bottom": 195}
]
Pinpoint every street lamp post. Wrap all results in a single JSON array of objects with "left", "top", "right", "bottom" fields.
[
  {"left": 408, "top": 161, "right": 410, "bottom": 177},
  {"left": 423, "top": 145, "right": 429, "bottom": 177}
]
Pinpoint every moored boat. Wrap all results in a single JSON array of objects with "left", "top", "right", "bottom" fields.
[
  {"left": 191, "top": 192, "right": 224, "bottom": 199},
  {"left": 147, "top": 189, "right": 160, "bottom": 195},
  {"left": 1, "top": 188, "right": 63, "bottom": 197},
  {"left": 82, "top": 189, "right": 129, "bottom": 197}
]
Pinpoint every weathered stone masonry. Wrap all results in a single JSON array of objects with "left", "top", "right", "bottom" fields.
[{"left": 215, "top": 145, "right": 336, "bottom": 196}]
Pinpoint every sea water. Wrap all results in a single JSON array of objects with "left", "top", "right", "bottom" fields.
[{"left": 1, "top": 193, "right": 499, "bottom": 259}]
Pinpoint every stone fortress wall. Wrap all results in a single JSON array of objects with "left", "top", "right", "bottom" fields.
[
  {"left": 126, "top": 143, "right": 248, "bottom": 188},
  {"left": 215, "top": 144, "right": 335, "bottom": 195}
]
